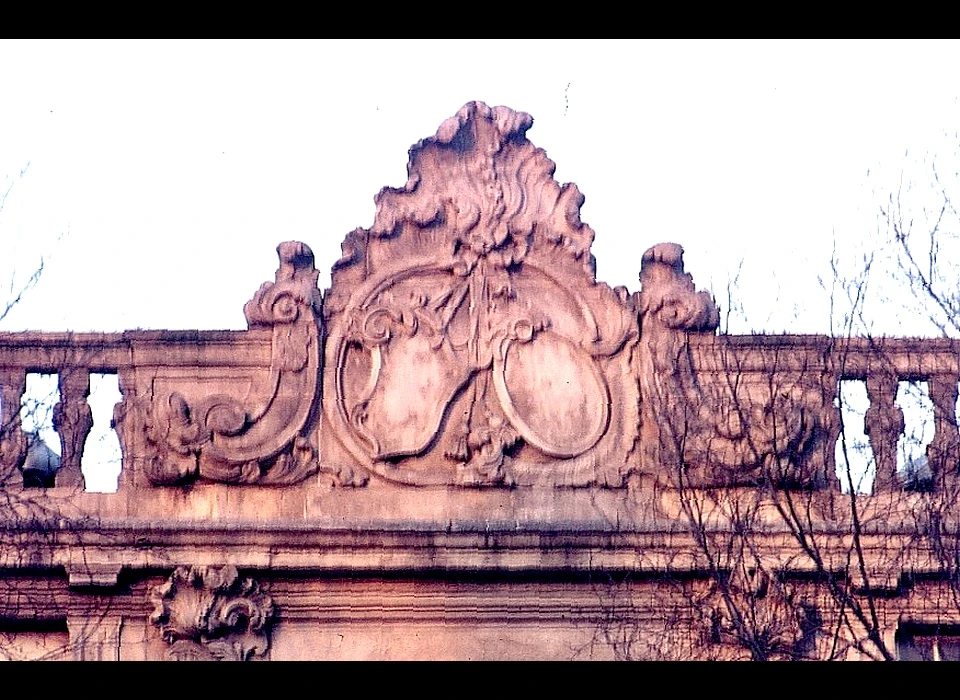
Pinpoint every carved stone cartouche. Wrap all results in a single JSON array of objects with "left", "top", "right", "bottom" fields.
[{"left": 322, "top": 102, "right": 639, "bottom": 487}]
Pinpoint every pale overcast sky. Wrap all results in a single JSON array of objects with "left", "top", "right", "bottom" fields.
[
  {"left": 3, "top": 40, "right": 959, "bottom": 490},
  {"left": 3, "top": 39, "right": 960, "bottom": 336}
]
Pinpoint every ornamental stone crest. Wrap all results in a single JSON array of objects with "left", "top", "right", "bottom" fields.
[
  {"left": 320, "top": 102, "right": 639, "bottom": 487},
  {"left": 108, "top": 102, "right": 839, "bottom": 492},
  {"left": 149, "top": 565, "right": 276, "bottom": 661}
]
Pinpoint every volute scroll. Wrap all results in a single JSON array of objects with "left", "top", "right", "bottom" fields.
[{"left": 136, "top": 241, "right": 323, "bottom": 485}]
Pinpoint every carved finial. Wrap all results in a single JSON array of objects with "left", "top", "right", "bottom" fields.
[
  {"left": 639, "top": 242, "right": 719, "bottom": 333},
  {"left": 429, "top": 101, "right": 533, "bottom": 153},
  {"left": 353, "top": 101, "right": 595, "bottom": 275},
  {"left": 275, "top": 240, "right": 316, "bottom": 281},
  {"left": 641, "top": 242, "right": 686, "bottom": 270},
  {"left": 245, "top": 240, "right": 322, "bottom": 328}
]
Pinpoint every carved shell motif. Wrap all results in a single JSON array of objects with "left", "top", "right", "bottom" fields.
[{"left": 149, "top": 565, "right": 275, "bottom": 661}]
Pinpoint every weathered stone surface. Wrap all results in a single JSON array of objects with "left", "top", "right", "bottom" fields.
[
  {"left": 322, "top": 102, "right": 638, "bottom": 488},
  {"left": 149, "top": 565, "right": 275, "bottom": 661},
  {"left": 2, "top": 103, "right": 960, "bottom": 660},
  {"left": 52, "top": 369, "right": 91, "bottom": 488},
  {"left": 125, "top": 241, "right": 322, "bottom": 486},
  {"left": 637, "top": 243, "right": 836, "bottom": 489}
]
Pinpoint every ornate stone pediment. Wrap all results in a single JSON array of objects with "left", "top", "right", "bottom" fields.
[{"left": 321, "top": 102, "right": 639, "bottom": 487}]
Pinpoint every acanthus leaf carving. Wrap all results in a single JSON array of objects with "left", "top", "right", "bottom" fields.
[
  {"left": 322, "top": 102, "right": 639, "bottom": 487},
  {"left": 149, "top": 565, "right": 275, "bottom": 661},
  {"left": 141, "top": 241, "right": 321, "bottom": 485},
  {"left": 638, "top": 242, "right": 720, "bottom": 333}
]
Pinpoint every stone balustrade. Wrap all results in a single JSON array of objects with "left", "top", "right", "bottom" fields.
[
  {"left": 0, "top": 324, "right": 956, "bottom": 495},
  {"left": 687, "top": 334, "right": 960, "bottom": 492},
  {"left": 0, "top": 330, "right": 272, "bottom": 489}
]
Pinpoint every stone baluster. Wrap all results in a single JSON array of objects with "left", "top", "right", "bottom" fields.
[
  {"left": 927, "top": 374, "right": 960, "bottom": 488},
  {"left": 864, "top": 372, "right": 904, "bottom": 493},
  {"left": 0, "top": 368, "right": 28, "bottom": 484},
  {"left": 111, "top": 369, "right": 139, "bottom": 489},
  {"left": 820, "top": 372, "right": 842, "bottom": 492},
  {"left": 53, "top": 369, "right": 92, "bottom": 489}
]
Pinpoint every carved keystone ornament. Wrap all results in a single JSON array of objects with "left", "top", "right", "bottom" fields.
[{"left": 149, "top": 565, "right": 275, "bottom": 661}]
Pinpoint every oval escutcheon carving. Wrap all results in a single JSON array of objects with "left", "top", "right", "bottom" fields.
[
  {"left": 493, "top": 332, "right": 610, "bottom": 457},
  {"left": 347, "top": 332, "right": 472, "bottom": 460}
]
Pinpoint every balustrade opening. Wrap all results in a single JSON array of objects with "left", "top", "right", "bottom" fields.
[
  {"left": 835, "top": 380, "right": 872, "bottom": 493},
  {"left": 20, "top": 373, "right": 60, "bottom": 488},
  {"left": 896, "top": 380, "right": 935, "bottom": 490},
  {"left": 835, "top": 378, "right": 941, "bottom": 494},
  {"left": 1, "top": 370, "right": 123, "bottom": 490},
  {"left": 82, "top": 373, "right": 122, "bottom": 493}
]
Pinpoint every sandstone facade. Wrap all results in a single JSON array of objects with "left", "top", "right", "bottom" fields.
[{"left": 0, "top": 103, "right": 958, "bottom": 660}]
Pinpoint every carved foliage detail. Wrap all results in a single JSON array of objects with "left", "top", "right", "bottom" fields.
[
  {"left": 638, "top": 243, "right": 829, "bottom": 488},
  {"left": 149, "top": 565, "right": 275, "bottom": 661},
  {"left": 324, "top": 102, "right": 638, "bottom": 487},
  {"left": 638, "top": 243, "right": 720, "bottom": 333},
  {"left": 142, "top": 242, "right": 322, "bottom": 485}
]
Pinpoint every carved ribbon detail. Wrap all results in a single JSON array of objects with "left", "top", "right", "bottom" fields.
[{"left": 143, "top": 242, "right": 322, "bottom": 485}]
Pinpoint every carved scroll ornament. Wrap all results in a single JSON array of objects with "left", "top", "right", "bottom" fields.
[
  {"left": 149, "top": 565, "right": 275, "bottom": 661},
  {"left": 323, "top": 102, "right": 639, "bottom": 487},
  {"left": 637, "top": 243, "right": 831, "bottom": 488},
  {"left": 141, "top": 242, "right": 322, "bottom": 485},
  {"left": 703, "top": 568, "right": 821, "bottom": 660}
]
